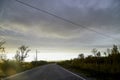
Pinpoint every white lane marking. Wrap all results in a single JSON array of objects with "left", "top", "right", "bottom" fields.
[{"left": 58, "top": 65, "right": 86, "bottom": 80}]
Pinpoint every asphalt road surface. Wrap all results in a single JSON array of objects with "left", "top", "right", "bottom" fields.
[{"left": 3, "top": 64, "right": 87, "bottom": 80}]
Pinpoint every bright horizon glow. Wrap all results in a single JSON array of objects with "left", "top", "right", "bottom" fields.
[
  {"left": 6, "top": 52, "right": 79, "bottom": 62},
  {"left": 6, "top": 51, "right": 93, "bottom": 62},
  {"left": 4, "top": 48, "right": 106, "bottom": 62}
]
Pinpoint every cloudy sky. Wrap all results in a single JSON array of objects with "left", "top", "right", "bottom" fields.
[{"left": 0, "top": 0, "right": 120, "bottom": 61}]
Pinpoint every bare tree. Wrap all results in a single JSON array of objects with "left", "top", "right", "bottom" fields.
[
  {"left": 96, "top": 51, "right": 101, "bottom": 57},
  {"left": 107, "top": 48, "right": 111, "bottom": 56},
  {"left": 14, "top": 52, "right": 21, "bottom": 62},
  {"left": 111, "top": 45, "right": 119, "bottom": 54},
  {"left": 0, "top": 40, "right": 5, "bottom": 53},
  {"left": 91, "top": 48, "right": 98, "bottom": 57},
  {"left": 0, "top": 40, "right": 6, "bottom": 60},
  {"left": 104, "top": 52, "right": 107, "bottom": 56},
  {"left": 15, "top": 45, "right": 31, "bottom": 62},
  {"left": 78, "top": 53, "right": 84, "bottom": 59}
]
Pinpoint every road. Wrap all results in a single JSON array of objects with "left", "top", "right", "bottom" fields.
[{"left": 3, "top": 64, "right": 87, "bottom": 80}]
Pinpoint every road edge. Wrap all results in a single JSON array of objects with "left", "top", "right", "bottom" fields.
[{"left": 57, "top": 64, "right": 86, "bottom": 80}]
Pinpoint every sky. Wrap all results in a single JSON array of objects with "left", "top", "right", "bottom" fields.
[{"left": 0, "top": 0, "right": 120, "bottom": 61}]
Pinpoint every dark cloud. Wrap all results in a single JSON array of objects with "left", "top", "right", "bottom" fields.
[{"left": 0, "top": 0, "right": 120, "bottom": 50}]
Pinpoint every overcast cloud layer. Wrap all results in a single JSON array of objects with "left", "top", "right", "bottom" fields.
[{"left": 0, "top": 0, "right": 120, "bottom": 51}]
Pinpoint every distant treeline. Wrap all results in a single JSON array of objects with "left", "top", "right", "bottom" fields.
[{"left": 58, "top": 45, "right": 120, "bottom": 80}]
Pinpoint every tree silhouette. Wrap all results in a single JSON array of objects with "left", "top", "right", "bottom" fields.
[
  {"left": 15, "top": 45, "right": 31, "bottom": 62},
  {"left": 14, "top": 52, "right": 21, "bottom": 62},
  {"left": 0, "top": 40, "right": 6, "bottom": 60},
  {"left": 111, "top": 45, "right": 119, "bottom": 54},
  {"left": 104, "top": 52, "right": 107, "bottom": 56},
  {"left": 0, "top": 40, "right": 5, "bottom": 53},
  {"left": 107, "top": 48, "right": 111, "bottom": 56},
  {"left": 78, "top": 53, "right": 84, "bottom": 59},
  {"left": 91, "top": 48, "right": 97, "bottom": 57},
  {"left": 96, "top": 51, "right": 101, "bottom": 57}
]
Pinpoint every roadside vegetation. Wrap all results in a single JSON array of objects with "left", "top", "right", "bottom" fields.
[
  {"left": 58, "top": 45, "right": 120, "bottom": 80},
  {"left": 0, "top": 60, "right": 48, "bottom": 78},
  {"left": 0, "top": 40, "right": 48, "bottom": 79},
  {"left": 0, "top": 40, "right": 120, "bottom": 80}
]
